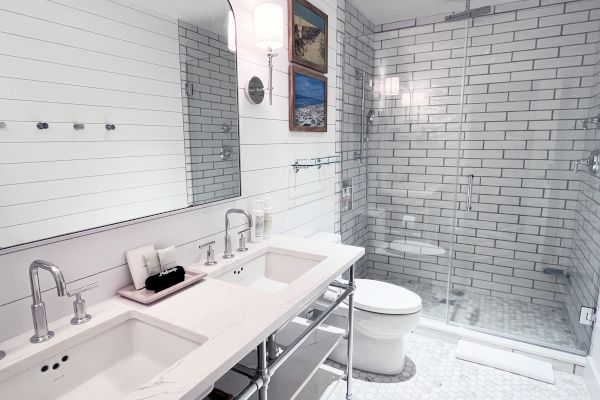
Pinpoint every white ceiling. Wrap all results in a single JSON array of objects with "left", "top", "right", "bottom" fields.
[
  {"left": 352, "top": 0, "right": 515, "bottom": 25},
  {"left": 125, "top": 0, "right": 231, "bottom": 36}
]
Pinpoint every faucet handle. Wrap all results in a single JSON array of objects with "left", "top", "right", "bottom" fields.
[
  {"left": 67, "top": 283, "right": 98, "bottom": 326},
  {"left": 238, "top": 228, "right": 250, "bottom": 252},
  {"left": 67, "top": 282, "right": 99, "bottom": 297},
  {"left": 199, "top": 241, "right": 217, "bottom": 266}
]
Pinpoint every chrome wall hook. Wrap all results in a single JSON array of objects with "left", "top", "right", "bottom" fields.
[
  {"left": 0, "top": 122, "right": 6, "bottom": 129},
  {"left": 73, "top": 123, "right": 85, "bottom": 131},
  {"left": 583, "top": 116, "right": 600, "bottom": 130},
  {"left": 37, "top": 122, "right": 49, "bottom": 130},
  {"left": 105, "top": 124, "right": 116, "bottom": 131}
]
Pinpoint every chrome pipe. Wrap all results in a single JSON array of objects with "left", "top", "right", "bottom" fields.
[
  {"left": 268, "top": 286, "right": 354, "bottom": 376},
  {"left": 345, "top": 264, "right": 355, "bottom": 400},
  {"left": 234, "top": 274, "right": 354, "bottom": 399},
  {"left": 236, "top": 377, "right": 264, "bottom": 400},
  {"left": 231, "top": 363, "right": 257, "bottom": 379},
  {"left": 257, "top": 340, "right": 269, "bottom": 400},
  {"left": 445, "top": 5, "right": 491, "bottom": 21},
  {"left": 330, "top": 280, "right": 350, "bottom": 290}
]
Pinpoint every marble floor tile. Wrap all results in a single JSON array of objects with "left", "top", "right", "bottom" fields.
[{"left": 326, "top": 333, "right": 590, "bottom": 400}]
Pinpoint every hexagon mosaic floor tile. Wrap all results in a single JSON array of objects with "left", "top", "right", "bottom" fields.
[{"left": 325, "top": 333, "right": 590, "bottom": 400}]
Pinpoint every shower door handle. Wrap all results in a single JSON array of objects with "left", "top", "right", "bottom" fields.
[{"left": 466, "top": 174, "right": 474, "bottom": 211}]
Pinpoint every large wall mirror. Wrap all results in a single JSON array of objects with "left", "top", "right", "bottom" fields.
[{"left": 0, "top": 0, "right": 240, "bottom": 249}]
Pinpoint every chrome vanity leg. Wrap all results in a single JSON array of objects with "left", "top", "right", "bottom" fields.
[
  {"left": 257, "top": 340, "right": 269, "bottom": 400},
  {"left": 267, "top": 333, "right": 277, "bottom": 362},
  {"left": 346, "top": 264, "right": 355, "bottom": 400}
]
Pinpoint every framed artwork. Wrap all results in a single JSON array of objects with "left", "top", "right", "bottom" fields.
[
  {"left": 289, "top": 66, "right": 327, "bottom": 132},
  {"left": 288, "top": 0, "right": 328, "bottom": 73}
]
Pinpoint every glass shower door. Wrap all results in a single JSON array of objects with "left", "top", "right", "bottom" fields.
[
  {"left": 445, "top": 8, "right": 597, "bottom": 354},
  {"left": 367, "top": 16, "right": 468, "bottom": 322}
]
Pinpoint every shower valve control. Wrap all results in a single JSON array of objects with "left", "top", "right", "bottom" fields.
[{"left": 579, "top": 306, "right": 596, "bottom": 326}]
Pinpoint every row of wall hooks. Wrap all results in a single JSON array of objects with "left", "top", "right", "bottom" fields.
[
  {"left": 292, "top": 156, "right": 340, "bottom": 174},
  {"left": 0, "top": 122, "right": 119, "bottom": 131}
]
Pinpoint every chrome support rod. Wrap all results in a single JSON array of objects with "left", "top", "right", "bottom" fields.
[
  {"left": 234, "top": 271, "right": 355, "bottom": 399},
  {"left": 268, "top": 285, "right": 354, "bottom": 376},
  {"left": 236, "top": 377, "right": 264, "bottom": 400},
  {"left": 231, "top": 363, "right": 258, "bottom": 379},
  {"left": 257, "top": 341, "right": 269, "bottom": 400},
  {"left": 346, "top": 264, "right": 355, "bottom": 400}
]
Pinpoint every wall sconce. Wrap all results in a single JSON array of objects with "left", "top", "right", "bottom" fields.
[
  {"left": 227, "top": 11, "right": 236, "bottom": 53},
  {"left": 254, "top": 3, "right": 284, "bottom": 105}
]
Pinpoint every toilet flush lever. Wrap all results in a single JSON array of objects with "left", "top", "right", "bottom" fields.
[{"left": 67, "top": 282, "right": 98, "bottom": 325}]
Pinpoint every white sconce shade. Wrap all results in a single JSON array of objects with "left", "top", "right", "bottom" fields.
[
  {"left": 254, "top": 3, "right": 284, "bottom": 50},
  {"left": 228, "top": 11, "right": 236, "bottom": 52}
]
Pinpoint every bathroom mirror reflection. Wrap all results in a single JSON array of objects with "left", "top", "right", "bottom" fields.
[{"left": 0, "top": 0, "right": 240, "bottom": 249}]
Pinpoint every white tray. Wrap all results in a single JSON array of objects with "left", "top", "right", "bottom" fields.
[{"left": 118, "top": 269, "right": 207, "bottom": 304}]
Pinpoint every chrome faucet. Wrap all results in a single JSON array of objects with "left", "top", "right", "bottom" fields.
[
  {"left": 224, "top": 209, "right": 252, "bottom": 258},
  {"left": 29, "top": 260, "right": 68, "bottom": 343}
]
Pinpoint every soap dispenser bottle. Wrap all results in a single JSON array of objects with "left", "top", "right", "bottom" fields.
[
  {"left": 262, "top": 198, "right": 273, "bottom": 240},
  {"left": 250, "top": 200, "right": 265, "bottom": 242}
]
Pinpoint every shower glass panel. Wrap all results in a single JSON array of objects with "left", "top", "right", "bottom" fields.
[
  {"left": 446, "top": 8, "right": 598, "bottom": 354},
  {"left": 339, "top": 0, "right": 600, "bottom": 356},
  {"left": 365, "top": 16, "right": 466, "bottom": 322}
]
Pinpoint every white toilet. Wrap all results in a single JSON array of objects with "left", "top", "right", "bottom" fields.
[{"left": 310, "top": 233, "right": 422, "bottom": 375}]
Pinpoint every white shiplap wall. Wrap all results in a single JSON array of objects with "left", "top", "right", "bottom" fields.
[
  {"left": 0, "top": 0, "right": 338, "bottom": 342},
  {"left": 0, "top": 0, "right": 189, "bottom": 247}
]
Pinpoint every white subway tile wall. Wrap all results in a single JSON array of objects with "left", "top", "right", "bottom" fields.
[
  {"left": 340, "top": 0, "right": 600, "bottom": 351},
  {"left": 335, "top": 0, "right": 373, "bottom": 272},
  {"left": 178, "top": 21, "right": 241, "bottom": 205}
]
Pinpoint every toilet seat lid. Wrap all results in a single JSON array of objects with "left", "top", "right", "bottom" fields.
[{"left": 349, "top": 279, "right": 422, "bottom": 315}]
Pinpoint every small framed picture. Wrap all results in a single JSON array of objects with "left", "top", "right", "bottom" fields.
[
  {"left": 289, "top": 66, "right": 327, "bottom": 132},
  {"left": 288, "top": 0, "right": 328, "bottom": 73}
]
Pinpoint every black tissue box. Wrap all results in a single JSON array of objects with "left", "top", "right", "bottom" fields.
[{"left": 145, "top": 266, "right": 185, "bottom": 292}]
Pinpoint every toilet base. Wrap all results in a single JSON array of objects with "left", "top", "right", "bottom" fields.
[
  {"left": 329, "top": 336, "right": 407, "bottom": 375},
  {"left": 323, "top": 313, "right": 410, "bottom": 375}
]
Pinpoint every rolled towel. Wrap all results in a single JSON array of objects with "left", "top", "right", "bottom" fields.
[{"left": 145, "top": 266, "right": 185, "bottom": 292}]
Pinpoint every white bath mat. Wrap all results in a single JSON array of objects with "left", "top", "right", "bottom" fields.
[{"left": 455, "top": 340, "right": 555, "bottom": 384}]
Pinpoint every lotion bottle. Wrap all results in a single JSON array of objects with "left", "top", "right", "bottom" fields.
[
  {"left": 250, "top": 200, "right": 265, "bottom": 242},
  {"left": 262, "top": 198, "right": 273, "bottom": 239}
]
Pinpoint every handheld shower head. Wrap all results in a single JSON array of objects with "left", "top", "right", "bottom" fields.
[{"left": 366, "top": 110, "right": 375, "bottom": 124}]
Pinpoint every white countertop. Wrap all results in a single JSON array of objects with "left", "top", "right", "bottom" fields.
[{"left": 0, "top": 236, "right": 364, "bottom": 400}]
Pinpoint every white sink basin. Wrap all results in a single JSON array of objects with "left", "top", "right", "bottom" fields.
[
  {"left": 0, "top": 313, "right": 207, "bottom": 400},
  {"left": 216, "top": 248, "right": 325, "bottom": 294}
]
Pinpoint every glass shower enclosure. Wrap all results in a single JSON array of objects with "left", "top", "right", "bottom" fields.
[{"left": 338, "top": 0, "right": 600, "bottom": 355}]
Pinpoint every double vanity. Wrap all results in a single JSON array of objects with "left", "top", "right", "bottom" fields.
[{"left": 0, "top": 236, "right": 364, "bottom": 400}]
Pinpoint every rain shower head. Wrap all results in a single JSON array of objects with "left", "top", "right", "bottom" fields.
[
  {"left": 445, "top": 5, "right": 491, "bottom": 21},
  {"left": 366, "top": 110, "right": 375, "bottom": 124}
]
